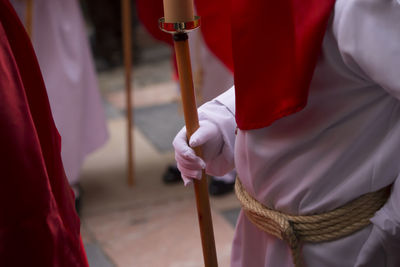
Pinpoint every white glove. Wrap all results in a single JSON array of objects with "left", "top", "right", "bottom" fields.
[
  {"left": 173, "top": 120, "right": 224, "bottom": 186},
  {"left": 173, "top": 87, "right": 237, "bottom": 185}
]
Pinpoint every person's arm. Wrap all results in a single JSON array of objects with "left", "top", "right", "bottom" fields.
[
  {"left": 334, "top": 0, "right": 400, "bottom": 265},
  {"left": 173, "top": 86, "right": 236, "bottom": 185},
  {"left": 334, "top": 0, "right": 400, "bottom": 98}
]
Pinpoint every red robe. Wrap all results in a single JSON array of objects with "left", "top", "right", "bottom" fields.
[
  {"left": 0, "top": 1, "right": 89, "bottom": 266},
  {"left": 195, "top": 0, "right": 335, "bottom": 130}
]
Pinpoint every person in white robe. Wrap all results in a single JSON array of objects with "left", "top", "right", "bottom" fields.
[
  {"left": 173, "top": 0, "right": 400, "bottom": 266},
  {"left": 11, "top": 0, "right": 109, "bottom": 198}
]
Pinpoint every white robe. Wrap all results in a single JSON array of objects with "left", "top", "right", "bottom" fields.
[
  {"left": 11, "top": 0, "right": 109, "bottom": 185},
  {"left": 198, "top": 0, "right": 400, "bottom": 266}
]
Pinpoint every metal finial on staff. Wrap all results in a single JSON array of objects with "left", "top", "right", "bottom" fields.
[{"left": 160, "top": 0, "right": 218, "bottom": 266}]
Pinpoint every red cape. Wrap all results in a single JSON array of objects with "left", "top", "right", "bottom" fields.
[
  {"left": 196, "top": 0, "right": 335, "bottom": 129},
  {"left": 137, "top": 0, "right": 335, "bottom": 129},
  {"left": 0, "top": 1, "right": 88, "bottom": 266}
]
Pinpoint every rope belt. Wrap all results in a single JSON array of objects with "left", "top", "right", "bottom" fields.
[{"left": 235, "top": 178, "right": 391, "bottom": 267}]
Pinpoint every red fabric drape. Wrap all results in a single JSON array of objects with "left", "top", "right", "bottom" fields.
[
  {"left": 136, "top": 0, "right": 173, "bottom": 46},
  {"left": 0, "top": 1, "right": 88, "bottom": 266},
  {"left": 195, "top": 0, "right": 336, "bottom": 129},
  {"left": 136, "top": 0, "right": 335, "bottom": 129},
  {"left": 195, "top": 0, "right": 233, "bottom": 73}
]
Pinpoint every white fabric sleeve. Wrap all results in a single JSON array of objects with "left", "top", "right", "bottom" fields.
[
  {"left": 334, "top": 1, "right": 400, "bottom": 264},
  {"left": 333, "top": 0, "right": 400, "bottom": 99},
  {"left": 197, "top": 86, "right": 236, "bottom": 176}
]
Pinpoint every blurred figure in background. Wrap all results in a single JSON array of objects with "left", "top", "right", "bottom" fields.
[
  {"left": 82, "top": 0, "right": 123, "bottom": 71},
  {"left": 83, "top": 0, "right": 141, "bottom": 71},
  {"left": 11, "top": 0, "right": 109, "bottom": 209}
]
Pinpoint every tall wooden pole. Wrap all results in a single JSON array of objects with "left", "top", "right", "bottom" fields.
[
  {"left": 121, "top": 0, "right": 134, "bottom": 186},
  {"left": 161, "top": 0, "right": 218, "bottom": 265},
  {"left": 25, "top": 0, "right": 33, "bottom": 38},
  {"left": 174, "top": 36, "right": 218, "bottom": 266}
]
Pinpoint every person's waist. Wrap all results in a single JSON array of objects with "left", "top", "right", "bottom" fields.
[
  {"left": 235, "top": 177, "right": 392, "bottom": 267},
  {"left": 237, "top": 174, "right": 387, "bottom": 215}
]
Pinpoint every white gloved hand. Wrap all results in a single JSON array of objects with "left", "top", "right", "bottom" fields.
[
  {"left": 173, "top": 87, "right": 237, "bottom": 185},
  {"left": 173, "top": 120, "right": 224, "bottom": 186}
]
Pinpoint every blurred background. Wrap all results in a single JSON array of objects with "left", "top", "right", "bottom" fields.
[{"left": 12, "top": 0, "right": 240, "bottom": 266}]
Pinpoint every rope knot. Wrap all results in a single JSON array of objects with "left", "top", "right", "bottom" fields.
[
  {"left": 234, "top": 178, "right": 391, "bottom": 267},
  {"left": 283, "top": 220, "right": 299, "bottom": 249}
]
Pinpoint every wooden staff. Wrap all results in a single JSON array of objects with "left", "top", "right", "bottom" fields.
[
  {"left": 25, "top": 0, "right": 33, "bottom": 38},
  {"left": 121, "top": 0, "right": 134, "bottom": 186},
  {"left": 161, "top": 0, "right": 218, "bottom": 266}
]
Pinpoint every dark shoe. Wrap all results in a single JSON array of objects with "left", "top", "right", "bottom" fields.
[
  {"left": 208, "top": 177, "right": 235, "bottom": 196},
  {"left": 71, "top": 184, "right": 83, "bottom": 216},
  {"left": 162, "top": 165, "right": 182, "bottom": 184}
]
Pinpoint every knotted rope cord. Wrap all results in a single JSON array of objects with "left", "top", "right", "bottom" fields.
[{"left": 235, "top": 178, "right": 391, "bottom": 267}]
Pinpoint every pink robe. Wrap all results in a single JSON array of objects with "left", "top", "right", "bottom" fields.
[
  {"left": 198, "top": 0, "right": 400, "bottom": 266},
  {"left": 11, "top": 0, "right": 108, "bottom": 185}
]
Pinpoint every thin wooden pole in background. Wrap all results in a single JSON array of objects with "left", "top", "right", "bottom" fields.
[
  {"left": 121, "top": 0, "right": 134, "bottom": 186},
  {"left": 25, "top": 0, "right": 33, "bottom": 38}
]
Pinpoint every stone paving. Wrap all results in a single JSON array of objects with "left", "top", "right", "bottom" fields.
[{"left": 79, "top": 38, "right": 241, "bottom": 266}]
